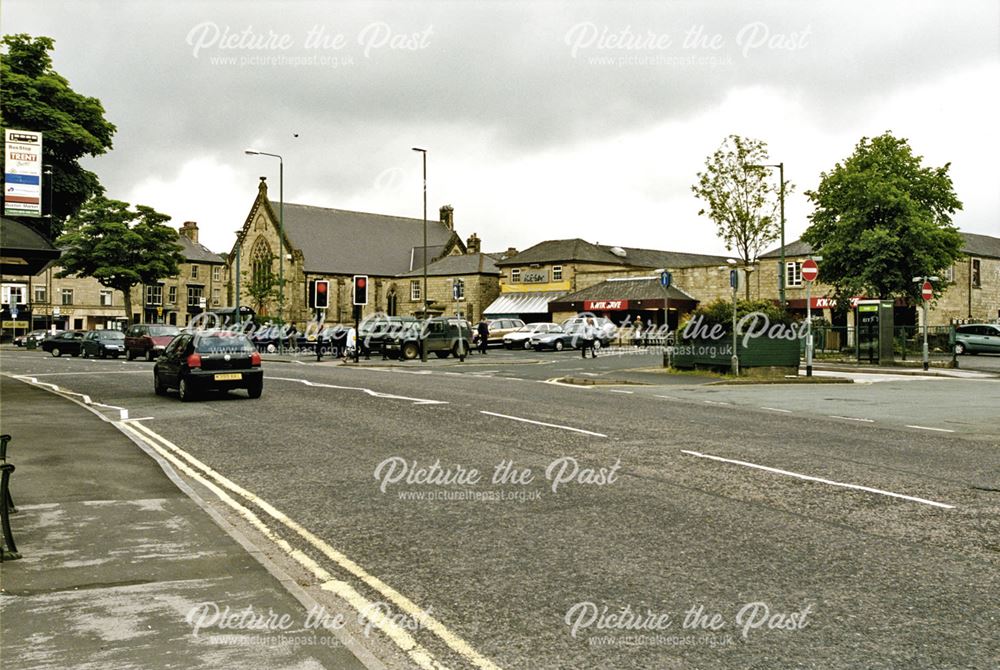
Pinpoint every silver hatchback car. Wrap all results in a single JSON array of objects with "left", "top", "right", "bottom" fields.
[{"left": 953, "top": 323, "right": 1000, "bottom": 354}]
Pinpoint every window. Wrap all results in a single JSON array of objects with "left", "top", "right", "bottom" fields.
[
  {"left": 511, "top": 268, "right": 521, "bottom": 283},
  {"left": 34, "top": 285, "right": 47, "bottom": 303},
  {"left": 971, "top": 259, "right": 981, "bottom": 288},
  {"left": 212, "top": 266, "right": 221, "bottom": 281},
  {"left": 2, "top": 284, "right": 25, "bottom": 305},
  {"left": 944, "top": 264, "right": 955, "bottom": 283},
  {"left": 145, "top": 284, "right": 163, "bottom": 306},
  {"left": 387, "top": 290, "right": 398, "bottom": 316},
  {"left": 61, "top": 288, "right": 74, "bottom": 305},
  {"left": 187, "top": 286, "right": 204, "bottom": 307},
  {"left": 552, "top": 265, "right": 563, "bottom": 281},
  {"left": 100, "top": 289, "right": 114, "bottom": 306},
  {"left": 212, "top": 288, "right": 221, "bottom": 306},
  {"left": 191, "top": 264, "right": 199, "bottom": 279},
  {"left": 453, "top": 279, "right": 465, "bottom": 300},
  {"left": 785, "top": 261, "right": 803, "bottom": 288},
  {"left": 410, "top": 280, "right": 421, "bottom": 301},
  {"left": 168, "top": 286, "right": 177, "bottom": 304}
]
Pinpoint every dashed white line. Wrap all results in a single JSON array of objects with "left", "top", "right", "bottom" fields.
[
  {"left": 608, "top": 389, "right": 634, "bottom": 394},
  {"left": 655, "top": 395, "right": 679, "bottom": 401},
  {"left": 681, "top": 450, "right": 954, "bottom": 509},
  {"left": 703, "top": 400, "right": 730, "bottom": 406},
  {"left": 829, "top": 415, "right": 874, "bottom": 423},
  {"left": 761, "top": 407, "right": 793, "bottom": 413},
  {"left": 480, "top": 411, "right": 607, "bottom": 437},
  {"left": 906, "top": 425, "right": 955, "bottom": 433}
]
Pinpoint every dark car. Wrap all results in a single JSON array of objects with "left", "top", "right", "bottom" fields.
[
  {"left": 125, "top": 323, "right": 181, "bottom": 361},
  {"left": 953, "top": 323, "right": 1000, "bottom": 354},
  {"left": 41, "top": 330, "right": 86, "bottom": 357},
  {"left": 81, "top": 329, "right": 126, "bottom": 358},
  {"left": 153, "top": 332, "right": 263, "bottom": 401},
  {"left": 384, "top": 317, "right": 473, "bottom": 361},
  {"left": 359, "top": 314, "right": 419, "bottom": 356}
]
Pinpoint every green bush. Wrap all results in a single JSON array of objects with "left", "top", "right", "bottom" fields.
[{"left": 678, "top": 299, "right": 799, "bottom": 341}]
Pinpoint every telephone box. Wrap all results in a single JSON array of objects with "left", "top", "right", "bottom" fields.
[{"left": 855, "top": 299, "right": 895, "bottom": 364}]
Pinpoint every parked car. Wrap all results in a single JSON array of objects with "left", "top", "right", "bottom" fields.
[
  {"left": 125, "top": 323, "right": 181, "bottom": 361},
  {"left": 483, "top": 318, "right": 525, "bottom": 347},
  {"left": 503, "top": 323, "right": 561, "bottom": 349},
  {"left": 40, "top": 330, "right": 86, "bottom": 357},
  {"left": 13, "top": 329, "right": 55, "bottom": 347},
  {"left": 384, "top": 317, "right": 473, "bottom": 361},
  {"left": 359, "top": 315, "right": 419, "bottom": 356},
  {"left": 532, "top": 317, "right": 615, "bottom": 351},
  {"left": 81, "top": 329, "right": 126, "bottom": 358},
  {"left": 153, "top": 331, "right": 263, "bottom": 401},
  {"left": 953, "top": 323, "right": 1000, "bottom": 354}
]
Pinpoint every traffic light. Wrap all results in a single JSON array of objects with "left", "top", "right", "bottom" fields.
[
  {"left": 352, "top": 275, "right": 368, "bottom": 306},
  {"left": 313, "top": 279, "right": 330, "bottom": 309}
]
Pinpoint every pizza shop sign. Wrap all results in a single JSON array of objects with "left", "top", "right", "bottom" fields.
[{"left": 584, "top": 300, "right": 629, "bottom": 311}]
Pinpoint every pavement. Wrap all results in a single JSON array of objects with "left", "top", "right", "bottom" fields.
[{"left": 0, "top": 375, "right": 372, "bottom": 670}]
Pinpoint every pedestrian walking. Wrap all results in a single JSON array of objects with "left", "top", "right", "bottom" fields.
[
  {"left": 477, "top": 319, "right": 490, "bottom": 355},
  {"left": 632, "top": 317, "right": 642, "bottom": 347},
  {"left": 581, "top": 317, "right": 598, "bottom": 358}
]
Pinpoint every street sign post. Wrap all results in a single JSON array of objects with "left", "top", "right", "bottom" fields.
[
  {"left": 660, "top": 271, "right": 671, "bottom": 288},
  {"left": 921, "top": 281, "right": 933, "bottom": 301},
  {"left": 802, "top": 259, "right": 819, "bottom": 376},
  {"left": 915, "top": 277, "right": 938, "bottom": 371}
]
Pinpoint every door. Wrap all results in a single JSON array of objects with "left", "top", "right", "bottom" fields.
[{"left": 159, "top": 334, "right": 191, "bottom": 385}]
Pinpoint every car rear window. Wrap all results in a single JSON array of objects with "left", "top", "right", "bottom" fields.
[
  {"left": 100, "top": 331, "right": 124, "bottom": 339},
  {"left": 194, "top": 334, "right": 255, "bottom": 353},
  {"left": 148, "top": 325, "right": 179, "bottom": 336}
]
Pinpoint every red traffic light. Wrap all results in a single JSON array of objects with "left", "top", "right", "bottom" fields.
[
  {"left": 352, "top": 275, "right": 369, "bottom": 306},
  {"left": 356, "top": 277, "right": 366, "bottom": 288}
]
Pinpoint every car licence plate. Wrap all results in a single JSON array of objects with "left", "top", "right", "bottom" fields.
[{"left": 214, "top": 373, "right": 243, "bottom": 381}]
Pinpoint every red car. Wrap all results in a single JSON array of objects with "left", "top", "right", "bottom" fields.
[{"left": 125, "top": 324, "right": 180, "bottom": 361}]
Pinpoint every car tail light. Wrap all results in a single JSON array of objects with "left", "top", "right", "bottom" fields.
[
  {"left": 250, "top": 351, "right": 261, "bottom": 366},
  {"left": 186, "top": 353, "right": 202, "bottom": 369}
]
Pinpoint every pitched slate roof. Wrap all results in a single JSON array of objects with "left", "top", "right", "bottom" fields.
[
  {"left": 273, "top": 201, "right": 458, "bottom": 275},
  {"left": 494, "top": 238, "right": 729, "bottom": 268},
  {"left": 761, "top": 232, "right": 1000, "bottom": 260},
  {"left": 399, "top": 252, "right": 501, "bottom": 277},
  {"left": 0, "top": 216, "right": 60, "bottom": 275},
  {"left": 177, "top": 234, "right": 224, "bottom": 264},
  {"left": 554, "top": 276, "right": 697, "bottom": 303}
]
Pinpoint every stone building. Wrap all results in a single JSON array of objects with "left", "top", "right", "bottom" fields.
[
  {"left": 758, "top": 232, "right": 1000, "bottom": 327},
  {"left": 488, "top": 238, "right": 729, "bottom": 325},
  {"left": 132, "top": 221, "right": 227, "bottom": 326},
  {"left": 396, "top": 237, "right": 501, "bottom": 322},
  {"left": 229, "top": 177, "right": 479, "bottom": 326}
]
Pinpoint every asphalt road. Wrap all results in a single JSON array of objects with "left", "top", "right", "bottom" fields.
[{"left": 2, "top": 348, "right": 998, "bottom": 669}]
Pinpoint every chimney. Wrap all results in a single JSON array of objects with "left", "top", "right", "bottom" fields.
[
  {"left": 504, "top": 247, "right": 518, "bottom": 259},
  {"left": 466, "top": 233, "right": 481, "bottom": 254},
  {"left": 439, "top": 204, "right": 454, "bottom": 231},
  {"left": 179, "top": 221, "right": 199, "bottom": 243}
]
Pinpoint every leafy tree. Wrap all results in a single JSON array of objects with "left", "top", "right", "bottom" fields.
[
  {"left": 56, "top": 198, "right": 184, "bottom": 325},
  {"left": 1, "top": 34, "right": 116, "bottom": 237},
  {"left": 692, "top": 135, "right": 792, "bottom": 298},
  {"left": 803, "top": 132, "right": 964, "bottom": 303},
  {"left": 679, "top": 298, "right": 796, "bottom": 339},
  {"left": 243, "top": 264, "right": 280, "bottom": 318}
]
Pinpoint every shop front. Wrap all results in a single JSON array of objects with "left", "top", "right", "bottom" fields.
[{"left": 548, "top": 278, "right": 699, "bottom": 330}]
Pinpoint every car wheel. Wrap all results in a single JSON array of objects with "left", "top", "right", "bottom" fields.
[
  {"left": 51, "top": 347, "right": 61, "bottom": 357},
  {"left": 178, "top": 377, "right": 196, "bottom": 402},
  {"left": 955, "top": 342, "right": 966, "bottom": 355},
  {"left": 401, "top": 342, "right": 419, "bottom": 360},
  {"left": 554, "top": 340, "right": 564, "bottom": 351},
  {"left": 594, "top": 340, "right": 603, "bottom": 351},
  {"left": 524, "top": 340, "right": 532, "bottom": 350},
  {"left": 146, "top": 349, "right": 154, "bottom": 362},
  {"left": 153, "top": 372, "right": 167, "bottom": 396},
  {"left": 247, "top": 381, "right": 263, "bottom": 399},
  {"left": 126, "top": 349, "right": 135, "bottom": 361}
]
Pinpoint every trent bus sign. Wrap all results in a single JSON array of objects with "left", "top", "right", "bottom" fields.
[{"left": 4, "top": 129, "right": 43, "bottom": 217}]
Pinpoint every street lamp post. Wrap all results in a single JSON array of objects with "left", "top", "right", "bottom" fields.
[
  {"left": 234, "top": 230, "right": 242, "bottom": 330},
  {"left": 748, "top": 162, "right": 786, "bottom": 307},
  {"left": 412, "top": 147, "right": 428, "bottom": 362},
  {"left": 245, "top": 149, "right": 284, "bottom": 350},
  {"left": 726, "top": 259, "right": 739, "bottom": 375}
]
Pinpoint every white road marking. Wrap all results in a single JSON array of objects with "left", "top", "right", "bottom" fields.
[
  {"left": 703, "top": 400, "right": 730, "bottom": 406},
  {"left": 480, "top": 411, "right": 607, "bottom": 437},
  {"left": 8, "top": 374, "right": 130, "bottom": 420},
  {"left": 681, "top": 450, "right": 954, "bottom": 509},
  {"left": 23, "top": 370, "right": 148, "bottom": 376},
  {"left": 655, "top": 395, "right": 679, "bottom": 401},
  {"left": 906, "top": 425, "right": 956, "bottom": 433},
  {"left": 829, "top": 415, "right": 874, "bottom": 423},
  {"left": 542, "top": 377, "right": 592, "bottom": 389},
  {"left": 267, "top": 376, "right": 447, "bottom": 405},
  {"left": 120, "top": 422, "right": 461, "bottom": 670},
  {"left": 608, "top": 389, "right": 634, "bottom": 394},
  {"left": 760, "top": 407, "right": 793, "bottom": 413}
]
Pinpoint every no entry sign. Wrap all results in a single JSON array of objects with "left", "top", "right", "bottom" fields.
[
  {"left": 921, "top": 281, "right": 933, "bottom": 301},
  {"left": 801, "top": 259, "right": 819, "bottom": 283}
]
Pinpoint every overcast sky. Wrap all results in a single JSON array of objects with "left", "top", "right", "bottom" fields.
[{"left": 5, "top": 0, "right": 999, "bottom": 257}]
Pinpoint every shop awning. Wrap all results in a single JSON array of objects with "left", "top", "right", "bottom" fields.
[{"left": 483, "top": 291, "right": 564, "bottom": 316}]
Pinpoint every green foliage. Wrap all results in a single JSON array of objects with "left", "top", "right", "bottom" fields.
[
  {"left": 679, "top": 298, "right": 797, "bottom": 339},
  {"left": 803, "top": 132, "right": 964, "bottom": 303},
  {"left": 692, "top": 135, "right": 793, "bottom": 282},
  {"left": 243, "top": 265, "right": 280, "bottom": 317},
  {"left": 1, "top": 34, "right": 117, "bottom": 236},
  {"left": 56, "top": 197, "right": 184, "bottom": 324}
]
